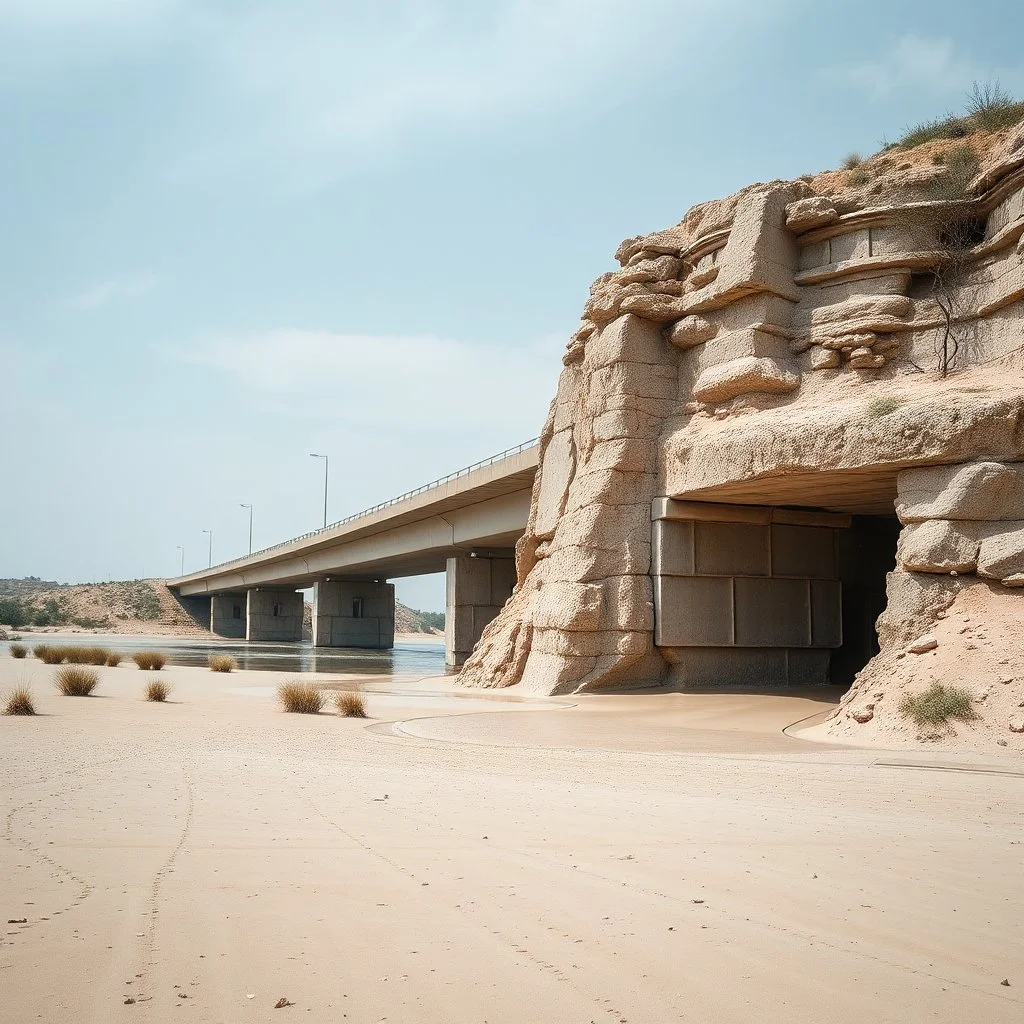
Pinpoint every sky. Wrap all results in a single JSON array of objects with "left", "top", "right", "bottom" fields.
[{"left": 1, "top": 0, "right": 1022, "bottom": 613}]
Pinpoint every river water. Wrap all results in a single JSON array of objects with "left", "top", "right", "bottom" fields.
[{"left": 3, "top": 633, "right": 447, "bottom": 676}]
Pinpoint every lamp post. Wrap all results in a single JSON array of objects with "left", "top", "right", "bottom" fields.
[
  {"left": 202, "top": 529, "right": 213, "bottom": 568},
  {"left": 176, "top": 545, "right": 184, "bottom": 576},
  {"left": 309, "top": 453, "right": 328, "bottom": 529},
  {"left": 240, "top": 504, "right": 253, "bottom": 555}
]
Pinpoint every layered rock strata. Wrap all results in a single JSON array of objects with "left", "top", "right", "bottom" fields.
[{"left": 461, "top": 123, "right": 1024, "bottom": 742}]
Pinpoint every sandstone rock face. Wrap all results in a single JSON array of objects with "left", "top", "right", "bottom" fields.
[
  {"left": 897, "top": 520, "right": 979, "bottom": 574},
  {"left": 461, "top": 131, "right": 1024, "bottom": 713}
]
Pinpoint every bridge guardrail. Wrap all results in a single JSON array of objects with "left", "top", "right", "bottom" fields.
[{"left": 176, "top": 438, "right": 540, "bottom": 580}]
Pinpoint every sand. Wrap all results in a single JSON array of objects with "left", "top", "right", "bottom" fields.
[{"left": 2, "top": 657, "right": 1022, "bottom": 1023}]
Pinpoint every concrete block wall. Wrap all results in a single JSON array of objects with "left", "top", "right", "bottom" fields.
[
  {"left": 210, "top": 591, "right": 247, "bottom": 638},
  {"left": 246, "top": 589, "right": 304, "bottom": 642},
  {"left": 312, "top": 580, "right": 395, "bottom": 649},
  {"left": 652, "top": 500, "right": 849, "bottom": 686},
  {"left": 446, "top": 553, "right": 517, "bottom": 667}
]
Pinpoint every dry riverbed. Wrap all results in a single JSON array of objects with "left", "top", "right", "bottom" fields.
[{"left": 1, "top": 658, "right": 1021, "bottom": 1023}]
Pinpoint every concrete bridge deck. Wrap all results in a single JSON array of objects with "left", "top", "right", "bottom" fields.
[{"left": 168, "top": 441, "right": 539, "bottom": 664}]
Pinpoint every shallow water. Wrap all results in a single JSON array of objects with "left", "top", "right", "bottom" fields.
[{"left": 2, "top": 634, "right": 447, "bottom": 676}]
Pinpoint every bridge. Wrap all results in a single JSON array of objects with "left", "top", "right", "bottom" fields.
[{"left": 168, "top": 440, "right": 539, "bottom": 666}]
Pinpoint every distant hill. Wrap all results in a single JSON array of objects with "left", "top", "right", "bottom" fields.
[{"left": 0, "top": 578, "right": 444, "bottom": 636}]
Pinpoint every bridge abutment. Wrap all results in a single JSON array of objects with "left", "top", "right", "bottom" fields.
[
  {"left": 445, "top": 552, "right": 516, "bottom": 668},
  {"left": 312, "top": 580, "right": 395, "bottom": 649},
  {"left": 210, "top": 591, "right": 247, "bottom": 638},
  {"left": 246, "top": 588, "right": 304, "bottom": 642}
]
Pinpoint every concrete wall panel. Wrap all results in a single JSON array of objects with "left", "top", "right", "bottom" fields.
[
  {"left": 771, "top": 524, "right": 835, "bottom": 578},
  {"left": 694, "top": 522, "right": 770, "bottom": 577},
  {"left": 734, "top": 578, "right": 810, "bottom": 647},
  {"left": 652, "top": 520, "right": 695, "bottom": 576},
  {"left": 654, "top": 576, "right": 733, "bottom": 647},
  {"left": 811, "top": 579, "right": 843, "bottom": 648}
]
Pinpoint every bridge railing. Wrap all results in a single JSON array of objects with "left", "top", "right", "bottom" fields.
[{"left": 176, "top": 438, "right": 540, "bottom": 580}]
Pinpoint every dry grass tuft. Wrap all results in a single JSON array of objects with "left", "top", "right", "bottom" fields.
[
  {"left": 899, "top": 682, "right": 979, "bottom": 727},
  {"left": 335, "top": 691, "right": 367, "bottom": 718},
  {"left": 105, "top": 652, "right": 123, "bottom": 667},
  {"left": 132, "top": 651, "right": 168, "bottom": 670},
  {"left": 55, "top": 665, "right": 99, "bottom": 697},
  {"left": 278, "top": 681, "right": 323, "bottom": 714},
  {"left": 9, "top": 643, "right": 27, "bottom": 659},
  {"left": 3, "top": 686, "right": 35, "bottom": 715},
  {"left": 145, "top": 679, "right": 170, "bottom": 702},
  {"left": 842, "top": 152, "right": 863, "bottom": 169},
  {"left": 208, "top": 654, "right": 237, "bottom": 673},
  {"left": 54, "top": 645, "right": 111, "bottom": 665},
  {"left": 34, "top": 645, "right": 64, "bottom": 664}
]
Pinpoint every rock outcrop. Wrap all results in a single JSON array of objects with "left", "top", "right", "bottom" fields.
[{"left": 460, "top": 120, "right": 1024, "bottom": 746}]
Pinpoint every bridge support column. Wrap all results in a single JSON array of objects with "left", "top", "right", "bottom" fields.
[
  {"left": 246, "top": 588, "right": 304, "bottom": 642},
  {"left": 210, "top": 591, "right": 247, "bottom": 638},
  {"left": 312, "top": 580, "right": 395, "bottom": 649},
  {"left": 445, "top": 552, "right": 516, "bottom": 668}
]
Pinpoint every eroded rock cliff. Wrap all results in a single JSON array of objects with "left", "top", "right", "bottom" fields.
[{"left": 460, "top": 120, "right": 1024, "bottom": 746}]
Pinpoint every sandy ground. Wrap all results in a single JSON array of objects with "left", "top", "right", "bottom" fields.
[{"left": 2, "top": 658, "right": 1022, "bottom": 1024}]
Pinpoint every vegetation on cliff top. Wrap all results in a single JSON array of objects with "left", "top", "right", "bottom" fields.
[{"left": 897, "top": 81, "right": 1024, "bottom": 150}]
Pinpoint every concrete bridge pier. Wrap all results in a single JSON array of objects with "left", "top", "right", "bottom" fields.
[
  {"left": 210, "top": 591, "right": 247, "bottom": 638},
  {"left": 246, "top": 588, "right": 304, "bottom": 642},
  {"left": 312, "top": 580, "right": 395, "bottom": 649},
  {"left": 445, "top": 551, "right": 516, "bottom": 668}
]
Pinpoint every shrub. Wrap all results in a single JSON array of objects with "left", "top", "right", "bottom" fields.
[
  {"left": 132, "top": 651, "right": 168, "bottom": 670},
  {"left": 208, "top": 654, "right": 237, "bottom": 673},
  {"left": 145, "top": 679, "right": 170, "bottom": 702},
  {"left": 106, "top": 652, "right": 123, "bottom": 667},
  {"left": 9, "top": 643, "right": 27, "bottom": 659},
  {"left": 335, "top": 691, "right": 367, "bottom": 718},
  {"left": 278, "top": 681, "right": 323, "bottom": 714},
  {"left": 842, "top": 152, "right": 863, "bottom": 169},
  {"left": 85, "top": 647, "right": 110, "bottom": 666},
  {"left": 867, "top": 396, "right": 904, "bottom": 419},
  {"left": 899, "top": 682, "right": 979, "bottom": 727},
  {"left": 898, "top": 82, "right": 1024, "bottom": 151},
  {"left": 848, "top": 166, "right": 871, "bottom": 187},
  {"left": 3, "top": 686, "right": 35, "bottom": 715},
  {"left": 0, "top": 597, "right": 31, "bottom": 628},
  {"left": 37, "top": 646, "right": 64, "bottom": 665},
  {"left": 55, "top": 665, "right": 98, "bottom": 697},
  {"left": 60, "top": 646, "right": 103, "bottom": 665},
  {"left": 964, "top": 80, "right": 1024, "bottom": 132}
]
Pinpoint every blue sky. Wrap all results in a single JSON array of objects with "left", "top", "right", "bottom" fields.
[{"left": 1, "top": 0, "right": 1021, "bottom": 612}]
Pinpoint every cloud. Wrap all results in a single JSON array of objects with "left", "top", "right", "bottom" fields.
[
  {"left": 176, "top": 327, "right": 564, "bottom": 437},
  {"left": 0, "top": 0, "right": 175, "bottom": 29},
  {"left": 69, "top": 273, "right": 158, "bottom": 311},
  {"left": 833, "top": 35, "right": 974, "bottom": 100},
  {"left": 172, "top": 0, "right": 727, "bottom": 186}
]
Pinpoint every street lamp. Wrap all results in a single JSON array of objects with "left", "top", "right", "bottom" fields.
[
  {"left": 309, "top": 453, "right": 328, "bottom": 529},
  {"left": 202, "top": 529, "right": 213, "bottom": 568},
  {"left": 176, "top": 545, "right": 184, "bottom": 576},
  {"left": 240, "top": 504, "right": 253, "bottom": 555}
]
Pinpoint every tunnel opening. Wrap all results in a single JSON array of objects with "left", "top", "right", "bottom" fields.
[
  {"left": 831, "top": 514, "right": 901, "bottom": 686},
  {"left": 652, "top": 497, "right": 901, "bottom": 690}
]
